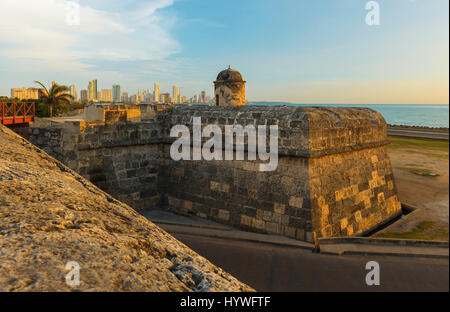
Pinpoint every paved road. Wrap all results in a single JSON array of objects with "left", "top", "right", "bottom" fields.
[
  {"left": 387, "top": 128, "right": 449, "bottom": 140},
  {"left": 173, "top": 233, "right": 449, "bottom": 292}
]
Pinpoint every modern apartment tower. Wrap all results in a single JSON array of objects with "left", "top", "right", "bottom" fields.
[
  {"left": 80, "top": 90, "right": 88, "bottom": 103},
  {"left": 113, "top": 85, "right": 121, "bottom": 102},
  {"left": 69, "top": 85, "right": 77, "bottom": 100},
  {"left": 172, "top": 85, "right": 178, "bottom": 104},
  {"left": 88, "top": 79, "right": 98, "bottom": 101},
  {"left": 154, "top": 83, "right": 160, "bottom": 103}
]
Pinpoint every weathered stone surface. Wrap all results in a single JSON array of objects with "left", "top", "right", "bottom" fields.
[
  {"left": 159, "top": 106, "right": 401, "bottom": 241},
  {"left": 214, "top": 67, "right": 246, "bottom": 107},
  {"left": 0, "top": 125, "right": 253, "bottom": 292}
]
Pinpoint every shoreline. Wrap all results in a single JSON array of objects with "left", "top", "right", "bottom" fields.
[{"left": 388, "top": 124, "right": 449, "bottom": 132}]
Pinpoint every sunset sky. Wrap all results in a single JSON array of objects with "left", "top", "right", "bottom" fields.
[{"left": 0, "top": 0, "right": 448, "bottom": 104}]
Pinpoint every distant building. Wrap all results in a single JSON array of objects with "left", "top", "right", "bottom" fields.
[
  {"left": 69, "top": 85, "right": 77, "bottom": 100},
  {"left": 214, "top": 66, "right": 246, "bottom": 106},
  {"left": 10, "top": 88, "right": 44, "bottom": 100},
  {"left": 172, "top": 85, "right": 178, "bottom": 104},
  {"left": 160, "top": 93, "right": 171, "bottom": 103},
  {"left": 113, "top": 85, "right": 121, "bottom": 102},
  {"left": 80, "top": 90, "right": 88, "bottom": 103},
  {"left": 122, "top": 92, "right": 129, "bottom": 103},
  {"left": 130, "top": 94, "right": 140, "bottom": 104},
  {"left": 201, "top": 91, "right": 206, "bottom": 103},
  {"left": 143, "top": 89, "right": 152, "bottom": 103},
  {"left": 98, "top": 89, "right": 113, "bottom": 102},
  {"left": 138, "top": 91, "right": 144, "bottom": 103},
  {"left": 154, "top": 83, "right": 160, "bottom": 103},
  {"left": 88, "top": 80, "right": 98, "bottom": 101}
]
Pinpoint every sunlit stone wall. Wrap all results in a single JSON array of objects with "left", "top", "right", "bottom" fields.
[{"left": 24, "top": 105, "right": 402, "bottom": 242}]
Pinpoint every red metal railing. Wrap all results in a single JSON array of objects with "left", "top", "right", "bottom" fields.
[{"left": 0, "top": 102, "right": 35, "bottom": 125}]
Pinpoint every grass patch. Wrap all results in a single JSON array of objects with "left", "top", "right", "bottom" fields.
[
  {"left": 375, "top": 221, "right": 449, "bottom": 241},
  {"left": 395, "top": 166, "right": 440, "bottom": 178},
  {"left": 388, "top": 136, "right": 449, "bottom": 152},
  {"left": 413, "top": 151, "right": 450, "bottom": 160}
]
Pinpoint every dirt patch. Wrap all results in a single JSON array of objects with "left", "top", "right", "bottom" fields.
[{"left": 376, "top": 136, "right": 449, "bottom": 240}]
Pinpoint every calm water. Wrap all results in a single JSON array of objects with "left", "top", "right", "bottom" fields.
[{"left": 247, "top": 103, "right": 449, "bottom": 128}]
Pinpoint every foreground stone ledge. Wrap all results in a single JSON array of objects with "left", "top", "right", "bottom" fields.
[{"left": 0, "top": 125, "right": 254, "bottom": 292}]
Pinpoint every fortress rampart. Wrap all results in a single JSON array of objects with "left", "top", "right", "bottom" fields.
[{"left": 24, "top": 106, "right": 402, "bottom": 242}]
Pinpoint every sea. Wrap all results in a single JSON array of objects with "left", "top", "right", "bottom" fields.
[{"left": 247, "top": 103, "right": 449, "bottom": 128}]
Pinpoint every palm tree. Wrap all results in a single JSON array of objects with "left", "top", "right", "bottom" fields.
[{"left": 34, "top": 81, "right": 74, "bottom": 117}]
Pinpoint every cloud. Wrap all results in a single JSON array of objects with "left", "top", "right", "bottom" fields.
[{"left": 0, "top": 0, "right": 179, "bottom": 91}]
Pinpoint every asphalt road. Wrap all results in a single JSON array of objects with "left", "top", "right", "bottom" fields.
[
  {"left": 173, "top": 233, "right": 449, "bottom": 292},
  {"left": 387, "top": 128, "right": 449, "bottom": 140}
]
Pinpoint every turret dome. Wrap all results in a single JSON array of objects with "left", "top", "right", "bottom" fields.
[{"left": 216, "top": 66, "right": 244, "bottom": 82}]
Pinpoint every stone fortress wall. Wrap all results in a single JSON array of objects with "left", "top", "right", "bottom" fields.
[{"left": 24, "top": 105, "right": 402, "bottom": 242}]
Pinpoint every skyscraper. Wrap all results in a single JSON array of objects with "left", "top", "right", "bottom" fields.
[
  {"left": 113, "top": 84, "right": 121, "bottom": 102},
  {"left": 201, "top": 91, "right": 206, "bottom": 103},
  {"left": 154, "top": 83, "right": 160, "bottom": 103},
  {"left": 80, "top": 90, "right": 88, "bottom": 103},
  {"left": 172, "top": 85, "right": 178, "bottom": 104},
  {"left": 69, "top": 85, "right": 77, "bottom": 100},
  {"left": 88, "top": 80, "right": 98, "bottom": 101},
  {"left": 122, "top": 92, "right": 129, "bottom": 103}
]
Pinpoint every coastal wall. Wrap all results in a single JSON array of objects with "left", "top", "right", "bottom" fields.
[{"left": 24, "top": 105, "right": 402, "bottom": 242}]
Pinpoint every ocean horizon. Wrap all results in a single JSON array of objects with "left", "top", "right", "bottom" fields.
[{"left": 247, "top": 103, "right": 449, "bottom": 128}]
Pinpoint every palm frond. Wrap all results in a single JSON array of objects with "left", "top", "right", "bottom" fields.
[
  {"left": 34, "top": 81, "right": 49, "bottom": 97},
  {"left": 51, "top": 85, "right": 68, "bottom": 96}
]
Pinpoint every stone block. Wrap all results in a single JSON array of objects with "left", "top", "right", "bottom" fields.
[
  {"left": 289, "top": 196, "right": 303, "bottom": 209},
  {"left": 273, "top": 202, "right": 286, "bottom": 214}
]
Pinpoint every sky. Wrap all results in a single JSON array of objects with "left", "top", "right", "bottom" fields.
[{"left": 0, "top": 0, "right": 448, "bottom": 104}]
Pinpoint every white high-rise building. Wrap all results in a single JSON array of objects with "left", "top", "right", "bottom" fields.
[
  {"left": 69, "top": 85, "right": 77, "bottom": 100},
  {"left": 88, "top": 79, "right": 98, "bottom": 101},
  {"left": 154, "top": 83, "right": 160, "bottom": 103},
  {"left": 172, "top": 85, "right": 178, "bottom": 104}
]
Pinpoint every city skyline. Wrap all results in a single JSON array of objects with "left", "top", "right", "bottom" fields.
[
  {"left": 6, "top": 79, "right": 212, "bottom": 104},
  {"left": 5, "top": 79, "right": 214, "bottom": 103},
  {"left": 0, "top": 0, "right": 448, "bottom": 104}
]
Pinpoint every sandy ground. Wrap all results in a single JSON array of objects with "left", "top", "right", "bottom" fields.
[{"left": 381, "top": 144, "right": 449, "bottom": 234}]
